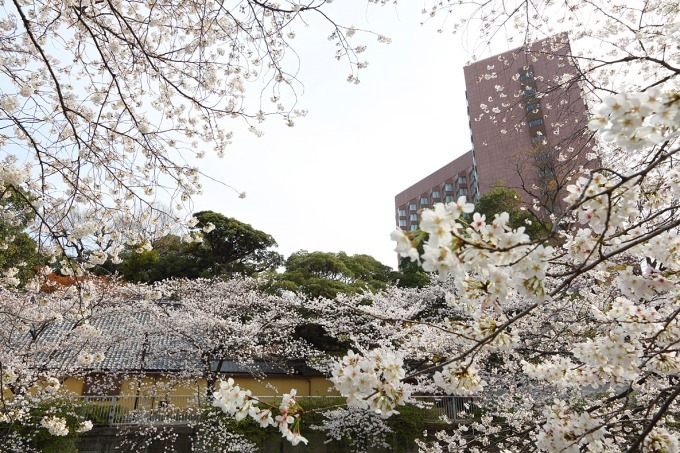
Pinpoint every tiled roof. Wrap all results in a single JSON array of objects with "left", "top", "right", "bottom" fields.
[{"left": 22, "top": 302, "right": 322, "bottom": 376}]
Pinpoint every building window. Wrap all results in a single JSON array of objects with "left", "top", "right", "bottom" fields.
[
  {"left": 444, "top": 195, "right": 454, "bottom": 203},
  {"left": 532, "top": 136, "right": 547, "bottom": 145},
  {"left": 444, "top": 183, "right": 453, "bottom": 192},
  {"left": 457, "top": 188, "right": 469, "bottom": 198},
  {"left": 399, "top": 219, "right": 407, "bottom": 227},
  {"left": 457, "top": 176, "right": 467, "bottom": 186},
  {"left": 526, "top": 102, "right": 540, "bottom": 112},
  {"left": 409, "top": 224, "right": 418, "bottom": 231},
  {"left": 409, "top": 203, "right": 417, "bottom": 211},
  {"left": 523, "top": 87, "right": 536, "bottom": 97},
  {"left": 410, "top": 213, "right": 418, "bottom": 221},
  {"left": 538, "top": 168, "right": 555, "bottom": 179},
  {"left": 431, "top": 190, "right": 441, "bottom": 199},
  {"left": 535, "top": 150, "right": 552, "bottom": 161},
  {"left": 528, "top": 118, "right": 544, "bottom": 127},
  {"left": 398, "top": 209, "right": 406, "bottom": 217},
  {"left": 420, "top": 197, "right": 428, "bottom": 205},
  {"left": 519, "top": 70, "right": 534, "bottom": 82}
]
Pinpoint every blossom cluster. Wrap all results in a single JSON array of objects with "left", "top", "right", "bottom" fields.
[
  {"left": 433, "top": 362, "right": 485, "bottom": 396},
  {"left": 392, "top": 197, "right": 551, "bottom": 317},
  {"left": 212, "top": 378, "right": 308, "bottom": 446},
  {"left": 535, "top": 401, "right": 610, "bottom": 452},
  {"left": 563, "top": 173, "right": 640, "bottom": 236},
  {"left": 588, "top": 90, "right": 679, "bottom": 150},
  {"left": 520, "top": 291, "right": 674, "bottom": 392},
  {"left": 77, "top": 350, "right": 106, "bottom": 367},
  {"left": 43, "top": 377, "right": 60, "bottom": 394},
  {"left": 644, "top": 427, "right": 680, "bottom": 453},
  {"left": 40, "top": 416, "right": 69, "bottom": 437},
  {"left": 77, "top": 420, "right": 93, "bottom": 433},
  {"left": 330, "top": 349, "right": 411, "bottom": 418}
]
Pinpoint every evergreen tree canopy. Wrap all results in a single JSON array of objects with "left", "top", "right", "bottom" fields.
[{"left": 115, "top": 211, "right": 282, "bottom": 282}]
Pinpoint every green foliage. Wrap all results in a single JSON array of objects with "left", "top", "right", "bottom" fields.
[
  {"left": 0, "top": 232, "right": 40, "bottom": 283},
  {"left": 0, "top": 188, "right": 41, "bottom": 285},
  {"left": 192, "top": 211, "right": 283, "bottom": 276},
  {"left": 77, "top": 402, "right": 123, "bottom": 426},
  {"left": 114, "top": 235, "right": 202, "bottom": 283},
  {"left": 392, "top": 255, "right": 430, "bottom": 289},
  {"left": 116, "top": 249, "right": 161, "bottom": 283},
  {"left": 339, "top": 252, "right": 393, "bottom": 289},
  {"left": 272, "top": 250, "right": 396, "bottom": 299},
  {"left": 296, "top": 396, "right": 342, "bottom": 433},
  {"left": 114, "top": 211, "right": 283, "bottom": 282},
  {"left": 149, "top": 234, "right": 203, "bottom": 278},
  {"left": 0, "top": 396, "right": 92, "bottom": 452},
  {"left": 387, "top": 404, "right": 428, "bottom": 452},
  {"left": 31, "top": 431, "right": 79, "bottom": 453},
  {"left": 472, "top": 186, "right": 548, "bottom": 239},
  {"left": 285, "top": 251, "right": 355, "bottom": 283}
]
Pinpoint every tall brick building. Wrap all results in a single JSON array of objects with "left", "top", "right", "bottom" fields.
[
  {"left": 395, "top": 34, "right": 593, "bottom": 231},
  {"left": 394, "top": 152, "right": 474, "bottom": 231}
]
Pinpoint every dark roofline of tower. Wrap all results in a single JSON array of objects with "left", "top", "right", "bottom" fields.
[{"left": 394, "top": 150, "right": 473, "bottom": 206}]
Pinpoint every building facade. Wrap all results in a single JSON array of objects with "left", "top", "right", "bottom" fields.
[
  {"left": 464, "top": 33, "right": 593, "bottom": 212},
  {"left": 394, "top": 152, "right": 475, "bottom": 231},
  {"left": 395, "top": 34, "right": 593, "bottom": 230}
]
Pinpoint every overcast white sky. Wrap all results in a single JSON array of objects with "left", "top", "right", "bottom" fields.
[{"left": 193, "top": 3, "right": 488, "bottom": 269}]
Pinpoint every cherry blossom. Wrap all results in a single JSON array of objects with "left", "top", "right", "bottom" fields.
[
  {"left": 0, "top": 0, "right": 394, "bottom": 281},
  {"left": 330, "top": 349, "right": 411, "bottom": 418},
  {"left": 1, "top": 0, "right": 679, "bottom": 450},
  {"left": 40, "top": 416, "right": 69, "bottom": 437}
]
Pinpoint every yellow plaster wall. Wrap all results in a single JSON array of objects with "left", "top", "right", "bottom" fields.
[
  {"left": 310, "top": 376, "right": 337, "bottom": 396},
  {"left": 116, "top": 374, "right": 339, "bottom": 397},
  {"left": 63, "top": 376, "right": 84, "bottom": 394},
  {"left": 17, "top": 373, "right": 337, "bottom": 400},
  {"left": 225, "top": 376, "right": 339, "bottom": 397},
  {"left": 122, "top": 375, "right": 205, "bottom": 396}
]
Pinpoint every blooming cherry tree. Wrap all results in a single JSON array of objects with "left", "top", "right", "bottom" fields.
[
  {"left": 0, "top": 277, "right": 318, "bottom": 449},
  {"left": 0, "top": 0, "right": 390, "bottom": 279},
  {"left": 1, "top": 0, "right": 679, "bottom": 450},
  {"left": 202, "top": 13, "right": 680, "bottom": 449}
]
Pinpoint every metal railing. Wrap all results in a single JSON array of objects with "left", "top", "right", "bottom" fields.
[
  {"left": 75, "top": 395, "right": 477, "bottom": 426},
  {"left": 413, "top": 395, "right": 478, "bottom": 422},
  {"left": 77, "top": 395, "right": 204, "bottom": 425}
]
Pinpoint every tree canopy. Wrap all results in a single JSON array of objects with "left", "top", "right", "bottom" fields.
[
  {"left": 114, "top": 211, "right": 282, "bottom": 282},
  {"left": 192, "top": 211, "right": 283, "bottom": 276},
  {"left": 0, "top": 0, "right": 388, "bottom": 273},
  {"left": 0, "top": 190, "right": 40, "bottom": 286},
  {"left": 472, "top": 186, "right": 548, "bottom": 240},
  {"left": 272, "top": 250, "right": 395, "bottom": 299}
]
